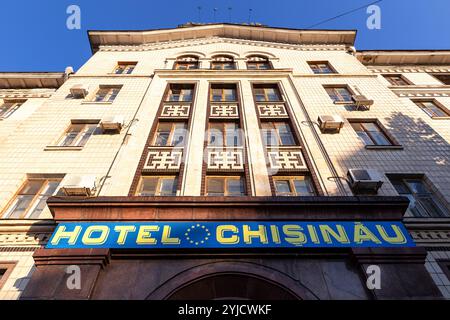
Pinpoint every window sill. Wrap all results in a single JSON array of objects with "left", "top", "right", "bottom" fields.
[
  {"left": 80, "top": 101, "right": 113, "bottom": 105},
  {"left": 365, "top": 145, "right": 403, "bottom": 150},
  {"left": 430, "top": 116, "right": 450, "bottom": 120},
  {"left": 44, "top": 146, "right": 83, "bottom": 151},
  {"left": 333, "top": 101, "right": 355, "bottom": 105}
]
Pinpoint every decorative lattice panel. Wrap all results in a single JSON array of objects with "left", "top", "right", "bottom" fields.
[
  {"left": 207, "top": 149, "right": 244, "bottom": 171},
  {"left": 258, "top": 104, "right": 289, "bottom": 118},
  {"left": 267, "top": 149, "right": 307, "bottom": 171},
  {"left": 209, "top": 104, "right": 239, "bottom": 118},
  {"left": 160, "top": 104, "right": 190, "bottom": 118},
  {"left": 144, "top": 149, "right": 183, "bottom": 171}
]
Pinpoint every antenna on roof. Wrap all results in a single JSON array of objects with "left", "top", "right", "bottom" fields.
[
  {"left": 197, "top": 6, "right": 202, "bottom": 22},
  {"left": 228, "top": 7, "right": 232, "bottom": 22},
  {"left": 248, "top": 8, "right": 253, "bottom": 24},
  {"left": 213, "top": 8, "right": 218, "bottom": 22}
]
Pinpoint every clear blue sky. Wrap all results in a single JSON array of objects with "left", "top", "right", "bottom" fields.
[{"left": 1, "top": 0, "right": 449, "bottom": 71}]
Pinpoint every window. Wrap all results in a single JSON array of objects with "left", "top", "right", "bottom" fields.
[
  {"left": 210, "top": 55, "right": 236, "bottom": 70},
  {"left": 210, "top": 84, "right": 237, "bottom": 102},
  {"left": 431, "top": 74, "right": 450, "bottom": 85},
  {"left": 206, "top": 176, "right": 245, "bottom": 196},
  {"left": 57, "top": 122, "right": 98, "bottom": 147},
  {"left": 2, "top": 177, "right": 62, "bottom": 219},
  {"left": 0, "top": 100, "right": 25, "bottom": 118},
  {"left": 325, "top": 86, "right": 353, "bottom": 103},
  {"left": 253, "top": 84, "right": 282, "bottom": 102},
  {"left": 261, "top": 121, "right": 296, "bottom": 146},
  {"left": 437, "top": 261, "right": 450, "bottom": 281},
  {"left": 388, "top": 176, "right": 448, "bottom": 218},
  {"left": 114, "top": 62, "right": 136, "bottom": 74},
  {"left": 136, "top": 176, "right": 178, "bottom": 196},
  {"left": 383, "top": 74, "right": 412, "bottom": 86},
  {"left": 273, "top": 176, "right": 315, "bottom": 196},
  {"left": 246, "top": 56, "right": 271, "bottom": 70},
  {"left": 94, "top": 86, "right": 121, "bottom": 102},
  {"left": 208, "top": 122, "right": 242, "bottom": 147},
  {"left": 308, "top": 61, "right": 336, "bottom": 74},
  {"left": 0, "top": 263, "right": 16, "bottom": 290},
  {"left": 165, "top": 84, "right": 194, "bottom": 102},
  {"left": 414, "top": 100, "right": 450, "bottom": 118},
  {"left": 350, "top": 121, "right": 393, "bottom": 146},
  {"left": 152, "top": 122, "right": 187, "bottom": 147},
  {"left": 173, "top": 56, "right": 199, "bottom": 70}
]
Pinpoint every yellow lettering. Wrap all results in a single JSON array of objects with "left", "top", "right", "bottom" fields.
[
  {"left": 216, "top": 225, "right": 239, "bottom": 244},
  {"left": 136, "top": 225, "right": 159, "bottom": 244},
  {"left": 243, "top": 225, "right": 268, "bottom": 244},
  {"left": 319, "top": 224, "right": 350, "bottom": 244},
  {"left": 161, "top": 225, "right": 180, "bottom": 244},
  {"left": 307, "top": 225, "right": 320, "bottom": 244},
  {"left": 283, "top": 225, "right": 306, "bottom": 246},
  {"left": 376, "top": 224, "right": 407, "bottom": 244},
  {"left": 270, "top": 225, "right": 281, "bottom": 244},
  {"left": 114, "top": 225, "right": 136, "bottom": 245},
  {"left": 50, "top": 225, "right": 81, "bottom": 245},
  {"left": 81, "top": 225, "right": 109, "bottom": 245},
  {"left": 354, "top": 223, "right": 381, "bottom": 244}
]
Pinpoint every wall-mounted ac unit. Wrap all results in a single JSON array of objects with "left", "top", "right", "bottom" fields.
[
  {"left": 317, "top": 115, "right": 344, "bottom": 133},
  {"left": 60, "top": 175, "right": 96, "bottom": 196},
  {"left": 100, "top": 116, "right": 124, "bottom": 133},
  {"left": 70, "top": 84, "right": 89, "bottom": 98},
  {"left": 347, "top": 169, "right": 383, "bottom": 194},
  {"left": 352, "top": 95, "right": 374, "bottom": 109}
]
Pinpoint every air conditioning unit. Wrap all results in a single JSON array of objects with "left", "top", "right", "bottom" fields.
[
  {"left": 70, "top": 84, "right": 89, "bottom": 98},
  {"left": 347, "top": 169, "right": 383, "bottom": 194},
  {"left": 318, "top": 115, "right": 344, "bottom": 133},
  {"left": 352, "top": 95, "right": 374, "bottom": 109},
  {"left": 100, "top": 116, "right": 124, "bottom": 133},
  {"left": 60, "top": 175, "right": 96, "bottom": 197}
]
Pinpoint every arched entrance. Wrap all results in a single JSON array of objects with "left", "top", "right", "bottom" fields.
[{"left": 167, "top": 273, "right": 299, "bottom": 300}]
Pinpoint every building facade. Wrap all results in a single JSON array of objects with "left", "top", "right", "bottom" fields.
[{"left": 0, "top": 24, "right": 449, "bottom": 299}]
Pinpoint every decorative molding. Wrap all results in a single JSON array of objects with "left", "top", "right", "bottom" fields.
[
  {"left": 207, "top": 148, "right": 244, "bottom": 171},
  {"left": 160, "top": 103, "right": 191, "bottom": 118},
  {"left": 209, "top": 103, "right": 239, "bottom": 118},
  {"left": 0, "top": 89, "right": 55, "bottom": 99},
  {"left": 0, "top": 232, "right": 51, "bottom": 246},
  {"left": 98, "top": 36, "right": 347, "bottom": 54},
  {"left": 267, "top": 148, "right": 307, "bottom": 171},
  {"left": 410, "top": 230, "right": 450, "bottom": 245},
  {"left": 257, "top": 104, "right": 289, "bottom": 118},
  {"left": 144, "top": 148, "right": 183, "bottom": 171},
  {"left": 368, "top": 67, "right": 450, "bottom": 73}
]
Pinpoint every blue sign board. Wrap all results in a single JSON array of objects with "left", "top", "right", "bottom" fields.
[{"left": 46, "top": 221, "right": 415, "bottom": 249}]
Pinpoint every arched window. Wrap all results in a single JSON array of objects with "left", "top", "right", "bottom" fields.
[
  {"left": 173, "top": 55, "right": 199, "bottom": 70},
  {"left": 210, "top": 55, "right": 236, "bottom": 70},
  {"left": 246, "top": 55, "right": 272, "bottom": 70}
]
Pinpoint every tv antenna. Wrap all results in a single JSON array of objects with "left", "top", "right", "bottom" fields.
[{"left": 248, "top": 8, "right": 253, "bottom": 24}]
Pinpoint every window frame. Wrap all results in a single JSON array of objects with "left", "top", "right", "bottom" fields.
[
  {"left": 207, "top": 121, "right": 242, "bottom": 147},
  {"left": 209, "top": 84, "right": 238, "bottom": 102},
  {"left": 1, "top": 177, "right": 63, "bottom": 219},
  {"left": 246, "top": 56, "right": 272, "bottom": 70},
  {"left": 93, "top": 85, "right": 121, "bottom": 103},
  {"left": 383, "top": 74, "right": 413, "bottom": 86},
  {"left": 324, "top": 85, "right": 354, "bottom": 103},
  {"left": 273, "top": 176, "right": 316, "bottom": 196},
  {"left": 210, "top": 55, "right": 236, "bottom": 70},
  {"left": 308, "top": 61, "right": 336, "bottom": 74},
  {"left": 136, "top": 176, "right": 178, "bottom": 196},
  {"left": 173, "top": 56, "right": 200, "bottom": 70},
  {"left": 165, "top": 84, "right": 194, "bottom": 102},
  {"left": 413, "top": 99, "right": 450, "bottom": 119},
  {"left": 0, "top": 99, "right": 26, "bottom": 119},
  {"left": 151, "top": 121, "right": 187, "bottom": 147},
  {"left": 431, "top": 73, "right": 450, "bottom": 85},
  {"left": 349, "top": 119, "right": 397, "bottom": 147},
  {"left": 252, "top": 84, "right": 283, "bottom": 102},
  {"left": 57, "top": 121, "right": 99, "bottom": 147},
  {"left": 113, "top": 62, "right": 137, "bottom": 74},
  {"left": 261, "top": 121, "right": 297, "bottom": 146},
  {"left": 205, "top": 176, "right": 246, "bottom": 196},
  {"left": 0, "top": 262, "right": 17, "bottom": 290}
]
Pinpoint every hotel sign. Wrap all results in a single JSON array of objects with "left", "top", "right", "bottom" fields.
[{"left": 46, "top": 221, "right": 415, "bottom": 249}]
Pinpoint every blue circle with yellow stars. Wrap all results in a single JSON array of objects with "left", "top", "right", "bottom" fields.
[{"left": 184, "top": 224, "right": 211, "bottom": 246}]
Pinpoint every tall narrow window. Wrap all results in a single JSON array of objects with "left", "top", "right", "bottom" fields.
[
  {"left": 308, "top": 61, "right": 336, "bottom": 74},
  {"left": 210, "top": 84, "right": 237, "bottom": 102},
  {"left": 261, "top": 122, "right": 296, "bottom": 146},
  {"left": 246, "top": 55, "right": 271, "bottom": 70},
  {"left": 2, "top": 177, "right": 62, "bottom": 219},
  {"left": 208, "top": 122, "right": 241, "bottom": 147},
  {"left": 414, "top": 100, "right": 450, "bottom": 118},
  {"left": 58, "top": 122, "right": 98, "bottom": 147},
  {"left": 350, "top": 121, "right": 393, "bottom": 146},
  {"left": 273, "top": 176, "right": 315, "bottom": 196},
  {"left": 173, "top": 55, "right": 199, "bottom": 70},
  {"left": 253, "top": 84, "right": 282, "bottom": 102},
  {"left": 136, "top": 176, "right": 178, "bottom": 196},
  {"left": 206, "top": 176, "right": 245, "bottom": 196},
  {"left": 388, "top": 176, "right": 448, "bottom": 217},
  {"left": 152, "top": 122, "right": 187, "bottom": 147},
  {"left": 0, "top": 100, "right": 25, "bottom": 119},
  {"left": 114, "top": 62, "right": 137, "bottom": 74},
  {"left": 165, "top": 84, "right": 194, "bottom": 102},
  {"left": 210, "top": 55, "right": 236, "bottom": 70},
  {"left": 383, "top": 74, "right": 412, "bottom": 86},
  {"left": 325, "top": 86, "right": 353, "bottom": 103},
  {"left": 94, "top": 86, "right": 121, "bottom": 102}
]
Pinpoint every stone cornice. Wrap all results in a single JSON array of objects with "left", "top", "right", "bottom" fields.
[
  {"left": 368, "top": 66, "right": 450, "bottom": 73},
  {"left": 0, "top": 88, "right": 56, "bottom": 99},
  {"left": 98, "top": 36, "right": 348, "bottom": 54},
  {"left": 388, "top": 85, "right": 450, "bottom": 97}
]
